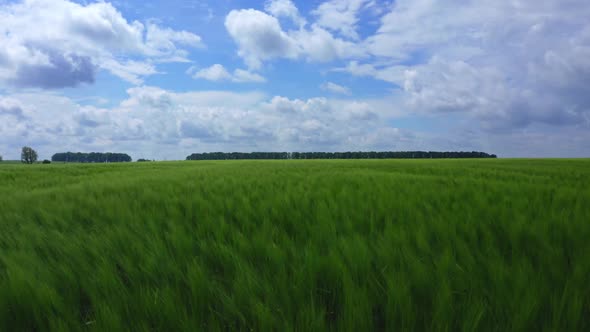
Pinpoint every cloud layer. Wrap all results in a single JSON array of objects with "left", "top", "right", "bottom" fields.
[
  {"left": 224, "top": 0, "right": 590, "bottom": 135},
  {"left": 0, "top": 88, "right": 414, "bottom": 160},
  {"left": 358, "top": 0, "right": 590, "bottom": 131},
  {"left": 1, "top": 0, "right": 589, "bottom": 158},
  {"left": 0, "top": 0, "right": 202, "bottom": 87}
]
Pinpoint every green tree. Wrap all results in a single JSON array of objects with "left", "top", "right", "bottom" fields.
[{"left": 21, "top": 146, "right": 38, "bottom": 164}]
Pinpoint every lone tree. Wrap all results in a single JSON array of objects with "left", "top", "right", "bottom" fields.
[
  {"left": 21, "top": 146, "right": 38, "bottom": 164},
  {"left": 0, "top": 155, "right": 3, "bottom": 162}
]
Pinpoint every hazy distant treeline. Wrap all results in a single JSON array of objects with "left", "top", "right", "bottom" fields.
[
  {"left": 186, "top": 151, "right": 497, "bottom": 160},
  {"left": 52, "top": 152, "right": 132, "bottom": 163}
]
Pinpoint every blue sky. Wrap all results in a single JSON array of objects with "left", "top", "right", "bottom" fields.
[{"left": 1, "top": 0, "right": 589, "bottom": 160}]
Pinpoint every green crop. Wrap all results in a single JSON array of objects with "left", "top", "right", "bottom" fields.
[{"left": 0, "top": 159, "right": 589, "bottom": 331}]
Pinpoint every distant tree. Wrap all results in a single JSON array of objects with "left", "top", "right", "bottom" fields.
[
  {"left": 52, "top": 152, "right": 132, "bottom": 163},
  {"left": 42, "top": 159, "right": 51, "bottom": 164},
  {"left": 21, "top": 146, "right": 38, "bottom": 164},
  {"left": 137, "top": 159, "right": 152, "bottom": 162},
  {"left": 0, "top": 155, "right": 3, "bottom": 162}
]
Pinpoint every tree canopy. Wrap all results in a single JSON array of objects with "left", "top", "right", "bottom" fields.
[
  {"left": 21, "top": 146, "right": 38, "bottom": 164},
  {"left": 186, "top": 151, "right": 497, "bottom": 160},
  {"left": 51, "top": 152, "right": 132, "bottom": 163}
]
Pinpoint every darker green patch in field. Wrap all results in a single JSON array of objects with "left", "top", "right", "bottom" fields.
[{"left": 0, "top": 159, "right": 589, "bottom": 331}]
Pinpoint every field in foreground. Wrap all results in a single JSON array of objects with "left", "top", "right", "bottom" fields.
[{"left": 0, "top": 159, "right": 589, "bottom": 331}]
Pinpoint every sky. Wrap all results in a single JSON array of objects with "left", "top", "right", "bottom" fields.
[{"left": 0, "top": 0, "right": 589, "bottom": 160}]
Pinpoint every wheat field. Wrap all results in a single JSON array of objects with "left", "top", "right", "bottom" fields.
[{"left": 0, "top": 159, "right": 588, "bottom": 331}]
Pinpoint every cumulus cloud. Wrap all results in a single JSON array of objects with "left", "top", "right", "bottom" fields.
[
  {"left": 145, "top": 23, "right": 203, "bottom": 59},
  {"left": 311, "top": 0, "right": 372, "bottom": 40},
  {"left": 188, "top": 64, "right": 266, "bottom": 83},
  {"left": 9, "top": 51, "right": 95, "bottom": 89},
  {"left": 321, "top": 82, "right": 351, "bottom": 95},
  {"left": 190, "top": 64, "right": 232, "bottom": 82},
  {"left": 223, "top": 1, "right": 376, "bottom": 66},
  {"left": 225, "top": 4, "right": 366, "bottom": 68},
  {"left": 224, "top": 0, "right": 589, "bottom": 134},
  {"left": 0, "top": 0, "right": 202, "bottom": 87},
  {"left": 0, "top": 98, "right": 27, "bottom": 121},
  {"left": 2, "top": 86, "right": 588, "bottom": 159},
  {"left": 264, "top": 0, "right": 305, "bottom": 26},
  {"left": 225, "top": 9, "right": 300, "bottom": 69},
  {"left": 100, "top": 59, "right": 158, "bottom": 85},
  {"left": 0, "top": 88, "right": 414, "bottom": 159},
  {"left": 328, "top": 0, "right": 590, "bottom": 132},
  {"left": 232, "top": 69, "right": 267, "bottom": 83},
  {"left": 292, "top": 25, "right": 366, "bottom": 62}
]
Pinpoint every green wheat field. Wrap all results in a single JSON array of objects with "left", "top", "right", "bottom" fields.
[{"left": 0, "top": 159, "right": 589, "bottom": 331}]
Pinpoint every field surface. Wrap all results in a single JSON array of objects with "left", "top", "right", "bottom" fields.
[{"left": 0, "top": 159, "right": 589, "bottom": 331}]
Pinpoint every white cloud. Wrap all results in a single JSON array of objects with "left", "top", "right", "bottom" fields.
[
  {"left": 342, "top": 54, "right": 590, "bottom": 132},
  {"left": 222, "top": 0, "right": 589, "bottom": 135},
  {"left": 101, "top": 59, "right": 159, "bottom": 85},
  {"left": 327, "top": 0, "right": 590, "bottom": 132},
  {"left": 189, "top": 64, "right": 266, "bottom": 83},
  {"left": 264, "top": 0, "right": 305, "bottom": 26},
  {"left": 145, "top": 23, "right": 203, "bottom": 59},
  {"left": 311, "top": 0, "right": 371, "bottom": 40},
  {"left": 338, "top": 61, "right": 376, "bottom": 76},
  {"left": 292, "top": 25, "right": 366, "bottom": 62},
  {"left": 225, "top": 6, "right": 367, "bottom": 68},
  {"left": 321, "top": 82, "right": 351, "bottom": 95},
  {"left": 191, "top": 64, "right": 233, "bottom": 82},
  {"left": 0, "top": 0, "right": 202, "bottom": 87},
  {"left": 336, "top": 61, "right": 408, "bottom": 85},
  {"left": 232, "top": 69, "right": 266, "bottom": 83},
  {"left": 225, "top": 9, "right": 300, "bottom": 69},
  {"left": 0, "top": 97, "right": 28, "bottom": 121},
  {"left": 2, "top": 85, "right": 588, "bottom": 159},
  {"left": 0, "top": 87, "right": 416, "bottom": 159}
]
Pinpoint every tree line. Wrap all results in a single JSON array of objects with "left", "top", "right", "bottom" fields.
[
  {"left": 52, "top": 152, "right": 132, "bottom": 163},
  {"left": 186, "top": 151, "right": 497, "bottom": 160}
]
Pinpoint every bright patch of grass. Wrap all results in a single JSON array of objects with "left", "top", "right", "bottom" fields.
[{"left": 0, "top": 159, "right": 589, "bottom": 331}]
